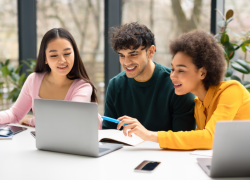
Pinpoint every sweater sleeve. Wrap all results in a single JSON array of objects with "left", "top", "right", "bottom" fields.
[
  {"left": 0, "top": 74, "right": 33, "bottom": 125},
  {"left": 158, "top": 84, "right": 243, "bottom": 150}
]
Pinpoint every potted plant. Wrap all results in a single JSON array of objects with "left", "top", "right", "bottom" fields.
[{"left": 215, "top": 9, "right": 250, "bottom": 92}]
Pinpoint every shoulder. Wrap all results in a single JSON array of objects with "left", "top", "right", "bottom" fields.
[
  {"left": 109, "top": 71, "right": 127, "bottom": 84},
  {"left": 218, "top": 80, "right": 245, "bottom": 93},
  {"left": 25, "top": 72, "right": 46, "bottom": 83},
  {"left": 156, "top": 62, "right": 172, "bottom": 75},
  {"left": 154, "top": 62, "right": 172, "bottom": 83},
  {"left": 216, "top": 80, "right": 247, "bottom": 100},
  {"left": 72, "top": 78, "right": 92, "bottom": 91},
  {"left": 107, "top": 71, "right": 127, "bottom": 90}
]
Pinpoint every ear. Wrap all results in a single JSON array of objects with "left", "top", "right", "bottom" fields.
[
  {"left": 199, "top": 67, "right": 207, "bottom": 80},
  {"left": 147, "top": 45, "right": 155, "bottom": 59},
  {"left": 45, "top": 59, "right": 48, "bottom": 64}
]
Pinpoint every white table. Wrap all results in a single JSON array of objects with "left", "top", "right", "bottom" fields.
[{"left": 0, "top": 124, "right": 249, "bottom": 180}]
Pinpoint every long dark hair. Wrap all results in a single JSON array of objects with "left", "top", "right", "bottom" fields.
[{"left": 34, "top": 28, "right": 98, "bottom": 102}]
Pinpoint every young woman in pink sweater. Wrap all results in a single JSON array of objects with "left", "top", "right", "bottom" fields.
[{"left": 0, "top": 28, "right": 102, "bottom": 128}]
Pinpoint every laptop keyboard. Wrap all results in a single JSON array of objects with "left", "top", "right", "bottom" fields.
[
  {"left": 207, "top": 165, "right": 211, "bottom": 170},
  {"left": 99, "top": 148, "right": 110, "bottom": 154}
]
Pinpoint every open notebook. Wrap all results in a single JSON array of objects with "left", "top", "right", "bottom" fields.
[{"left": 98, "top": 130, "right": 145, "bottom": 146}]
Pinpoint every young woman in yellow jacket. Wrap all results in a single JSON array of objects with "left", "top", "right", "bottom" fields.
[{"left": 117, "top": 30, "right": 250, "bottom": 150}]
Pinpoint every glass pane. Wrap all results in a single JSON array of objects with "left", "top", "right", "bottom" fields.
[
  {"left": 0, "top": 0, "right": 18, "bottom": 110},
  {"left": 121, "top": 0, "right": 211, "bottom": 68},
  {"left": 37, "top": 0, "right": 105, "bottom": 114},
  {"left": 225, "top": 0, "right": 250, "bottom": 81}
]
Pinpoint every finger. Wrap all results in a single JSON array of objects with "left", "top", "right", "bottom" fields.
[
  {"left": 127, "top": 127, "right": 139, "bottom": 137},
  {"left": 122, "top": 124, "right": 136, "bottom": 136},
  {"left": 117, "top": 119, "right": 136, "bottom": 129}
]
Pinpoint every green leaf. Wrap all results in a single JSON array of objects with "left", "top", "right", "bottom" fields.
[
  {"left": 244, "top": 84, "right": 250, "bottom": 89},
  {"left": 231, "top": 75, "right": 242, "bottom": 83},
  {"left": 15, "top": 65, "right": 23, "bottom": 74},
  {"left": 231, "top": 62, "right": 249, "bottom": 74},
  {"left": 235, "top": 39, "right": 250, "bottom": 50},
  {"left": 7, "top": 65, "right": 14, "bottom": 74},
  {"left": 221, "top": 34, "right": 229, "bottom": 44},
  {"left": 241, "top": 31, "right": 246, "bottom": 35},
  {"left": 10, "top": 72, "right": 20, "bottom": 82},
  {"left": 235, "top": 59, "right": 250, "bottom": 73},
  {"left": 227, "top": 29, "right": 241, "bottom": 38},
  {"left": 225, "top": 68, "right": 233, "bottom": 77},
  {"left": 246, "top": 46, "right": 250, "bottom": 52},
  {"left": 241, "top": 45, "right": 246, "bottom": 52},
  {"left": 4, "top": 59, "right": 10, "bottom": 66},
  {"left": 21, "top": 60, "right": 31, "bottom": 67},
  {"left": 226, "top": 17, "right": 234, "bottom": 23},
  {"left": 217, "top": 20, "right": 226, "bottom": 28},
  {"left": 7, "top": 88, "right": 21, "bottom": 102},
  {"left": 242, "top": 81, "right": 250, "bottom": 86},
  {"left": 18, "top": 73, "right": 26, "bottom": 86},
  {"left": 1, "top": 66, "right": 9, "bottom": 77},
  {"left": 223, "top": 42, "right": 235, "bottom": 59},
  {"left": 0, "top": 82, "right": 4, "bottom": 86}
]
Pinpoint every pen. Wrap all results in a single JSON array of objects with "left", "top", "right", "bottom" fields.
[{"left": 101, "top": 116, "right": 128, "bottom": 125}]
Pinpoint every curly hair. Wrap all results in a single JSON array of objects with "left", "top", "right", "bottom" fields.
[
  {"left": 169, "top": 30, "right": 226, "bottom": 90},
  {"left": 109, "top": 22, "right": 156, "bottom": 52}
]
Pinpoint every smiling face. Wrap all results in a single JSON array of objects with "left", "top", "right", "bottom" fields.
[
  {"left": 45, "top": 38, "right": 74, "bottom": 77},
  {"left": 118, "top": 46, "right": 155, "bottom": 80},
  {"left": 170, "top": 51, "right": 207, "bottom": 95}
]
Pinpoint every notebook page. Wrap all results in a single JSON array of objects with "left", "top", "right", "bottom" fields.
[{"left": 98, "top": 129, "right": 144, "bottom": 146}]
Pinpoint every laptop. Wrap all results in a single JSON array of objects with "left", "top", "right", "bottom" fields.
[
  {"left": 34, "top": 99, "right": 123, "bottom": 157},
  {"left": 197, "top": 121, "right": 250, "bottom": 178}
]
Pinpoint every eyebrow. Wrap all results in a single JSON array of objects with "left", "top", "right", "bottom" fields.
[
  {"left": 128, "top": 51, "right": 139, "bottom": 54},
  {"left": 171, "top": 63, "right": 187, "bottom": 67},
  {"left": 49, "top": 48, "right": 71, "bottom": 53},
  {"left": 118, "top": 51, "right": 139, "bottom": 55}
]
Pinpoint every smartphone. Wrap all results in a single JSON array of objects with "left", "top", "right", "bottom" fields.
[
  {"left": 30, "top": 131, "right": 36, "bottom": 138},
  {"left": 8, "top": 125, "right": 27, "bottom": 134},
  {"left": 0, "top": 124, "right": 27, "bottom": 136},
  {"left": 134, "top": 160, "right": 161, "bottom": 172}
]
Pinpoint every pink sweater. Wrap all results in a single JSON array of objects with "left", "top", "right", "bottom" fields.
[{"left": 0, "top": 72, "right": 102, "bottom": 129}]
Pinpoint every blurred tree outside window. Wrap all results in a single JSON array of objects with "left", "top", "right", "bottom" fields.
[
  {"left": 121, "top": 0, "right": 211, "bottom": 68},
  {"left": 0, "top": 0, "right": 18, "bottom": 110},
  {"left": 37, "top": 0, "right": 105, "bottom": 114}
]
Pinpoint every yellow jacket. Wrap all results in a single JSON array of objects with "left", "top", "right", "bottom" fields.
[{"left": 158, "top": 80, "right": 250, "bottom": 150}]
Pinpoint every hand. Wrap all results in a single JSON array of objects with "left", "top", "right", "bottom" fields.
[
  {"left": 117, "top": 115, "right": 158, "bottom": 142},
  {"left": 20, "top": 116, "right": 33, "bottom": 126}
]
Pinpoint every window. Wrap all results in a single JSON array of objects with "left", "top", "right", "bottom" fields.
[{"left": 37, "top": 0, "right": 105, "bottom": 114}]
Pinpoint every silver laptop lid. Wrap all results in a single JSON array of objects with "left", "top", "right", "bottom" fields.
[
  {"left": 211, "top": 120, "right": 250, "bottom": 177},
  {"left": 34, "top": 99, "right": 99, "bottom": 156}
]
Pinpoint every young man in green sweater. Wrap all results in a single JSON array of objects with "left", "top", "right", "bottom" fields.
[{"left": 102, "top": 22, "right": 196, "bottom": 139}]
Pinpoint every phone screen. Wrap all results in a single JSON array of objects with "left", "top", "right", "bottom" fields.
[
  {"left": 8, "top": 125, "right": 27, "bottom": 134},
  {"left": 134, "top": 160, "right": 161, "bottom": 172}
]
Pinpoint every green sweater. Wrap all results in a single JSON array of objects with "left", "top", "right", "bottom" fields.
[{"left": 102, "top": 62, "right": 196, "bottom": 131}]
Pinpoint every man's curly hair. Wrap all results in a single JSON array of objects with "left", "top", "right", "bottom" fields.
[
  {"left": 169, "top": 30, "right": 226, "bottom": 90},
  {"left": 109, "top": 22, "right": 156, "bottom": 52}
]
